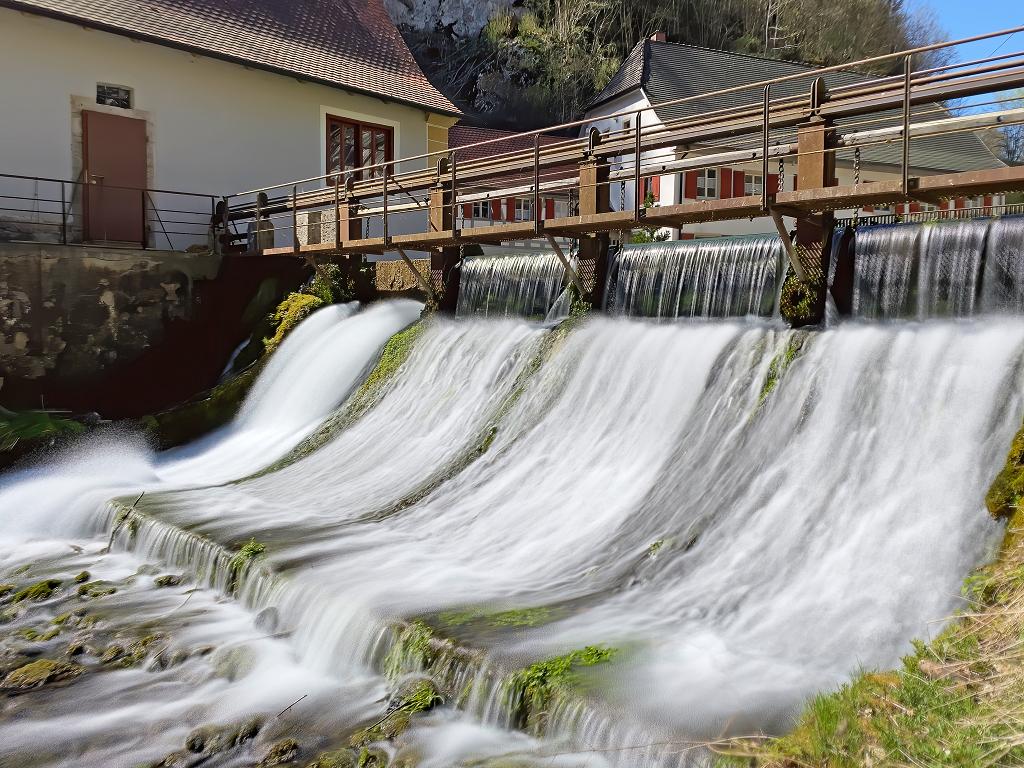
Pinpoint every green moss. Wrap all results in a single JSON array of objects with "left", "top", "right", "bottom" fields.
[
  {"left": 384, "top": 620, "right": 437, "bottom": 678},
  {"left": 350, "top": 679, "right": 442, "bottom": 746},
  {"left": 779, "top": 266, "right": 825, "bottom": 328},
  {"left": 308, "top": 262, "right": 355, "bottom": 305},
  {"left": 0, "top": 583, "right": 14, "bottom": 599},
  {"left": 77, "top": 580, "right": 117, "bottom": 598},
  {"left": 438, "top": 606, "right": 554, "bottom": 629},
  {"left": 506, "top": 645, "right": 616, "bottom": 731},
  {"left": 358, "top": 321, "right": 425, "bottom": 399},
  {"left": 986, "top": 420, "right": 1024, "bottom": 519},
  {"left": 73, "top": 571, "right": 90, "bottom": 584},
  {"left": 258, "top": 738, "right": 300, "bottom": 767},
  {"left": 307, "top": 749, "right": 357, "bottom": 768},
  {"left": 263, "top": 292, "right": 325, "bottom": 354},
  {"left": 230, "top": 538, "right": 266, "bottom": 573},
  {"left": 13, "top": 579, "right": 62, "bottom": 603},
  {"left": 758, "top": 333, "right": 807, "bottom": 406},
  {"left": 1, "top": 659, "right": 84, "bottom": 691}
]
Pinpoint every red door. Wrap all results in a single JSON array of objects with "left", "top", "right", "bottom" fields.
[{"left": 83, "top": 110, "right": 147, "bottom": 244}]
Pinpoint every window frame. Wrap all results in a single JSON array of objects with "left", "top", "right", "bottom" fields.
[
  {"left": 326, "top": 114, "right": 395, "bottom": 181},
  {"left": 514, "top": 197, "right": 534, "bottom": 222},
  {"left": 96, "top": 83, "right": 133, "bottom": 110},
  {"left": 744, "top": 172, "right": 763, "bottom": 197},
  {"left": 471, "top": 200, "right": 491, "bottom": 221},
  {"left": 696, "top": 168, "right": 718, "bottom": 200}
]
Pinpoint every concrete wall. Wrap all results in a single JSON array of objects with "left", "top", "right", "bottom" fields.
[{"left": 0, "top": 8, "right": 457, "bottom": 249}]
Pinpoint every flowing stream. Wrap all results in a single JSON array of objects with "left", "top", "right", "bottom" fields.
[{"left": 3, "top": 240, "right": 1024, "bottom": 766}]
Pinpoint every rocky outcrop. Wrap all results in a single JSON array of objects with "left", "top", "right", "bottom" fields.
[{"left": 384, "top": 0, "right": 513, "bottom": 36}]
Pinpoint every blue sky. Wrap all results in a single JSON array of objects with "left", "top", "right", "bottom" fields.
[{"left": 926, "top": 0, "right": 1022, "bottom": 63}]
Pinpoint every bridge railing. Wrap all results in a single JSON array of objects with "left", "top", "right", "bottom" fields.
[{"left": 221, "top": 25, "right": 1024, "bottom": 265}]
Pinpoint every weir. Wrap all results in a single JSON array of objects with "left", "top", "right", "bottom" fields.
[{"left": 456, "top": 252, "right": 569, "bottom": 318}]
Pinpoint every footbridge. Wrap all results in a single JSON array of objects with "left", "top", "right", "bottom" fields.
[{"left": 222, "top": 26, "right": 1024, "bottom": 313}]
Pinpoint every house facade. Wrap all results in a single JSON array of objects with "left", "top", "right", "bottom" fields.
[
  {"left": 0, "top": 0, "right": 460, "bottom": 250},
  {"left": 582, "top": 36, "right": 1005, "bottom": 241}
]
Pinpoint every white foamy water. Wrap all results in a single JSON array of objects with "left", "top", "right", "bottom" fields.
[{"left": 3, "top": 299, "right": 1024, "bottom": 765}]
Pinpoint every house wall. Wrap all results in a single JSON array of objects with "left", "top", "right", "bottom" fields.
[{"left": 0, "top": 8, "right": 457, "bottom": 250}]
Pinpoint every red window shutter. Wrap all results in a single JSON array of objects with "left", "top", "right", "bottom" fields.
[
  {"left": 545, "top": 198, "right": 555, "bottom": 219},
  {"left": 955, "top": 198, "right": 966, "bottom": 210},
  {"left": 684, "top": 171, "right": 697, "bottom": 199},
  {"left": 652, "top": 174, "right": 661, "bottom": 199},
  {"left": 462, "top": 203, "right": 473, "bottom": 219},
  {"left": 734, "top": 172, "right": 745, "bottom": 198},
  {"left": 767, "top": 173, "right": 779, "bottom": 195},
  {"left": 984, "top": 195, "right": 993, "bottom": 209},
  {"left": 506, "top": 198, "right": 515, "bottom": 220},
  {"left": 720, "top": 168, "right": 733, "bottom": 199},
  {"left": 490, "top": 200, "right": 502, "bottom": 220},
  {"left": 863, "top": 205, "right": 875, "bottom": 213},
  {"left": 909, "top": 202, "right": 921, "bottom": 213},
  {"left": 681, "top": 232, "right": 695, "bottom": 240}
]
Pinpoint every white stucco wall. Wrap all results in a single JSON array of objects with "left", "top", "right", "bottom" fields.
[{"left": 0, "top": 8, "right": 453, "bottom": 249}]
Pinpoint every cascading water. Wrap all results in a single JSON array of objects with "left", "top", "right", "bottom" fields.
[
  {"left": 456, "top": 252, "right": 568, "bottom": 319},
  {"left": 848, "top": 216, "right": 1024, "bottom": 319},
  {"left": 5, "top": 244, "right": 1024, "bottom": 766},
  {"left": 605, "top": 236, "right": 782, "bottom": 318}
]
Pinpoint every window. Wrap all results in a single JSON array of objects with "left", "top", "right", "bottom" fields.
[
  {"left": 744, "top": 172, "right": 763, "bottom": 196},
  {"left": 97, "top": 84, "right": 132, "bottom": 109},
  {"left": 696, "top": 169, "right": 718, "bottom": 199},
  {"left": 515, "top": 198, "right": 534, "bottom": 221},
  {"left": 472, "top": 201, "right": 490, "bottom": 221},
  {"left": 327, "top": 116, "right": 393, "bottom": 180}
]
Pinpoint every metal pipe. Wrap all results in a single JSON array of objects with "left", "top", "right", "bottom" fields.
[
  {"left": 762, "top": 85, "right": 771, "bottom": 212},
  {"left": 292, "top": 186, "right": 299, "bottom": 252},
  {"left": 60, "top": 182, "right": 67, "bottom": 246},
  {"left": 633, "top": 110, "right": 643, "bottom": 221},
  {"left": 382, "top": 165, "right": 389, "bottom": 245},
  {"left": 533, "top": 134, "right": 541, "bottom": 235},
  {"left": 903, "top": 55, "right": 913, "bottom": 195}
]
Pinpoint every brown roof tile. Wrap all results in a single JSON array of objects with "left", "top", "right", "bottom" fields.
[{"left": 3, "top": 0, "right": 460, "bottom": 115}]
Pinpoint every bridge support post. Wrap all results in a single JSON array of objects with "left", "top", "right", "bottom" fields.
[
  {"left": 428, "top": 185, "right": 459, "bottom": 313},
  {"left": 779, "top": 116, "right": 837, "bottom": 327},
  {"left": 577, "top": 159, "right": 612, "bottom": 309}
]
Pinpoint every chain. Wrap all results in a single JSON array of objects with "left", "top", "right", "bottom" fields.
[
  {"left": 853, "top": 147, "right": 861, "bottom": 227},
  {"left": 778, "top": 158, "right": 785, "bottom": 193}
]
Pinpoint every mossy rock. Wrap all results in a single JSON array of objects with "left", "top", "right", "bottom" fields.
[
  {"left": 779, "top": 269, "right": 825, "bottom": 328},
  {"left": 13, "top": 579, "right": 62, "bottom": 603},
  {"left": 77, "top": 580, "right": 117, "bottom": 599},
  {"left": 73, "top": 571, "right": 90, "bottom": 584},
  {"left": 1, "top": 659, "right": 84, "bottom": 692},
  {"left": 264, "top": 292, "right": 324, "bottom": 354},
  {"left": 0, "top": 583, "right": 14, "bottom": 600},
  {"left": 258, "top": 738, "right": 300, "bottom": 767},
  {"left": 306, "top": 749, "right": 357, "bottom": 768},
  {"left": 505, "top": 645, "right": 616, "bottom": 731},
  {"left": 153, "top": 574, "right": 183, "bottom": 588},
  {"left": 185, "top": 717, "right": 262, "bottom": 755}
]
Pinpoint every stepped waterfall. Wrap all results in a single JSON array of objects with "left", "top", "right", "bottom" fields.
[{"left": 4, "top": 221, "right": 1024, "bottom": 766}]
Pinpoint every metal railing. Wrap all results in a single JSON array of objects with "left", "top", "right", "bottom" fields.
[
  {"left": 0, "top": 173, "right": 217, "bottom": 251},
  {"left": 215, "top": 24, "right": 1024, "bottom": 260}
]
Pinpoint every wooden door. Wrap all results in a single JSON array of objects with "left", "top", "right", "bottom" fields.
[{"left": 82, "top": 110, "right": 147, "bottom": 244}]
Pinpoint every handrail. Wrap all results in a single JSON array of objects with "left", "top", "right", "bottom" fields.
[
  {"left": 0, "top": 172, "right": 215, "bottom": 199},
  {"left": 227, "top": 24, "right": 1024, "bottom": 199}
]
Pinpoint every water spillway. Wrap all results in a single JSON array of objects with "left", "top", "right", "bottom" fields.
[
  {"left": 606, "top": 236, "right": 783, "bottom": 319},
  {"left": 456, "top": 252, "right": 569, "bottom": 319},
  {"left": 848, "top": 215, "right": 1024, "bottom": 319},
  {"left": 3, "top": 257, "right": 1024, "bottom": 765}
]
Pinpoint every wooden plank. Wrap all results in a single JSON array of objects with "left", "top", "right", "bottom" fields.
[
  {"left": 642, "top": 196, "right": 765, "bottom": 226},
  {"left": 545, "top": 211, "right": 635, "bottom": 236},
  {"left": 776, "top": 180, "right": 905, "bottom": 211},
  {"left": 915, "top": 165, "right": 1024, "bottom": 201}
]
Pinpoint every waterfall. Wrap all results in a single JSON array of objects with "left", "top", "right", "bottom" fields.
[
  {"left": 605, "top": 236, "right": 782, "bottom": 318},
  {"left": 848, "top": 216, "right": 1024, "bottom": 319},
  {"left": 456, "top": 252, "right": 568, "bottom": 319}
]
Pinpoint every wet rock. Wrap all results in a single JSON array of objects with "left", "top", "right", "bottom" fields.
[
  {"left": 356, "top": 747, "right": 388, "bottom": 768},
  {"left": 1, "top": 658, "right": 84, "bottom": 692},
  {"left": 73, "top": 571, "right": 90, "bottom": 583},
  {"left": 0, "top": 583, "right": 14, "bottom": 600},
  {"left": 154, "top": 574, "right": 183, "bottom": 588},
  {"left": 136, "top": 564, "right": 161, "bottom": 576},
  {"left": 211, "top": 645, "right": 256, "bottom": 681},
  {"left": 185, "top": 717, "right": 262, "bottom": 756},
  {"left": 12, "top": 579, "right": 62, "bottom": 602},
  {"left": 77, "top": 580, "right": 117, "bottom": 598},
  {"left": 101, "top": 643, "right": 125, "bottom": 664},
  {"left": 258, "top": 738, "right": 300, "bottom": 766},
  {"left": 306, "top": 750, "right": 357, "bottom": 768},
  {"left": 255, "top": 607, "right": 280, "bottom": 633}
]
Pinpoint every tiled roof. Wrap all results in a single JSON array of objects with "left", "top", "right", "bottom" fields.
[
  {"left": 588, "top": 40, "right": 1002, "bottom": 174},
  {"left": 3, "top": 0, "right": 460, "bottom": 115}
]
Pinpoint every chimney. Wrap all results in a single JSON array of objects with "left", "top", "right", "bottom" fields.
[{"left": 650, "top": 31, "right": 666, "bottom": 43}]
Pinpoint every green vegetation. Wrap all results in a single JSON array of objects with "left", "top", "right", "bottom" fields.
[
  {"left": 779, "top": 268, "right": 824, "bottom": 328},
  {"left": 506, "top": 645, "right": 617, "bottom": 730},
  {"left": 406, "top": 0, "right": 948, "bottom": 128},
  {"left": 1, "top": 659, "right": 84, "bottom": 692},
  {"left": 758, "top": 333, "right": 807, "bottom": 405},
  {"left": 229, "top": 539, "right": 266, "bottom": 576},
  {"left": 350, "top": 679, "right": 443, "bottom": 746},
  {"left": 986, "top": 420, "right": 1024, "bottom": 519},
  {"left": 0, "top": 408, "right": 85, "bottom": 454},
  {"left": 358, "top": 322, "right": 426, "bottom": 400},
  {"left": 263, "top": 292, "right": 324, "bottom": 354},
  {"left": 12, "top": 579, "right": 62, "bottom": 603},
  {"left": 439, "top": 606, "right": 554, "bottom": 629},
  {"left": 308, "top": 262, "right": 356, "bottom": 305}
]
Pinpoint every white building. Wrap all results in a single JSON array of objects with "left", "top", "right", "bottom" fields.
[
  {"left": 0, "top": 0, "right": 461, "bottom": 250},
  {"left": 582, "top": 35, "right": 1005, "bottom": 241}
]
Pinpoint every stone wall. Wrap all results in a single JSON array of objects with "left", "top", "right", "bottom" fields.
[{"left": 0, "top": 243, "right": 304, "bottom": 417}]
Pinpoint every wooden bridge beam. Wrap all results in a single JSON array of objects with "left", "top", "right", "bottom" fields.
[
  {"left": 576, "top": 159, "right": 613, "bottom": 307},
  {"left": 428, "top": 185, "right": 460, "bottom": 312}
]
